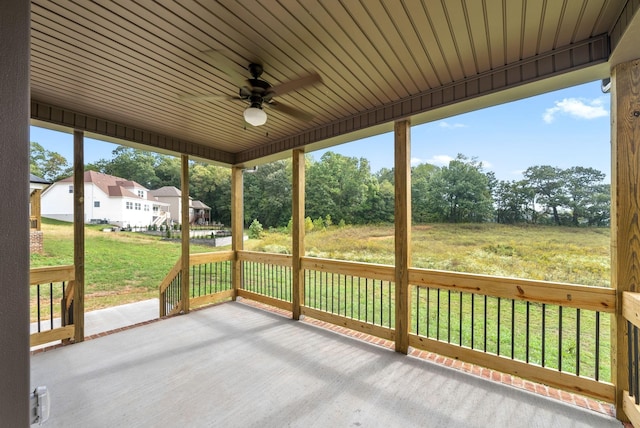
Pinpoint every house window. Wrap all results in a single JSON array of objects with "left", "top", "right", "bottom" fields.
[
  {"left": 138, "top": 190, "right": 144, "bottom": 198},
  {"left": 94, "top": 201, "right": 100, "bottom": 208},
  {"left": 126, "top": 202, "right": 133, "bottom": 209},
  {"left": 68, "top": 185, "right": 73, "bottom": 194},
  {"left": 144, "top": 204, "right": 149, "bottom": 211},
  {"left": 153, "top": 206, "right": 159, "bottom": 212},
  {"left": 135, "top": 203, "right": 141, "bottom": 210}
]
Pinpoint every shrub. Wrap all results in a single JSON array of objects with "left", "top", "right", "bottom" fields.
[
  {"left": 249, "top": 219, "right": 264, "bottom": 239},
  {"left": 305, "top": 216, "right": 314, "bottom": 233},
  {"left": 313, "top": 217, "right": 325, "bottom": 231}
]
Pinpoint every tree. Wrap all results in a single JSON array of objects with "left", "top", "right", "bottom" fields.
[
  {"left": 563, "top": 166, "right": 606, "bottom": 226},
  {"left": 523, "top": 165, "right": 566, "bottom": 225},
  {"left": 93, "top": 146, "right": 162, "bottom": 188},
  {"left": 306, "top": 152, "right": 373, "bottom": 224},
  {"left": 424, "top": 154, "right": 494, "bottom": 223},
  {"left": 494, "top": 180, "right": 535, "bottom": 224},
  {"left": 30, "top": 142, "right": 71, "bottom": 181},
  {"left": 411, "top": 163, "right": 438, "bottom": 222},
  {"left": 190, "top": 162, "right": 232, "bottom": 225},
  {"left": 243, "top": 160, "right": 292, "bottom": 228}
]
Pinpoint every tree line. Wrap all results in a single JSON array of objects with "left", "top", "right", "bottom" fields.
[{"left": 31, "top": 144, "right": 610, "bottom": 229}]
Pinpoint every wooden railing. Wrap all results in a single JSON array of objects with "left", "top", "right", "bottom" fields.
[
  {"left": 30, "top": 265, "right": 75, "bottom": 347},
  {"left": 159, "top": 251, "right": 235, "bottom": 316},
  {"left": 623, "top": 292, "right": 640, "bottom": 426},
  {"left": 408, "top": 268, "right": 615, "bottom": 402},
  {"left": 232, "top": 252, "right": 617, "bottom": 403},
  {"left": 237, "top": 251, "right": 293, "bottom": 311}
]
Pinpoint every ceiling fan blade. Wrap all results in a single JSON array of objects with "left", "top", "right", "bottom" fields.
[
  {"left": 267, "top": 101, "right": 314, "bottom": 122},
  {"left": 270, "top": 71, "right": 322, "bottom": 96}
]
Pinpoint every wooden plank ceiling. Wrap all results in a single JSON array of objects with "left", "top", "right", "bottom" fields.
[{"left": 30, "top": 1, "right": 627, "bottom": 166}]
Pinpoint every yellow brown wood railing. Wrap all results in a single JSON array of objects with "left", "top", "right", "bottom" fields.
[
  {"left": 623, "top": 292, "right": 640, "bottom": 426},
  {"left": 237, "top": 250, "right": 293, "bottom": 312},
  {"left": 30, "top": 265, "right": 75, "bottom": 347},
  {"left": 235, "top": 252, "right": 617, "bottom": 404},
  {"left": 409, "top": 268, "right": 615, "bottom": 403},
  {"left": 159, "top": 251, "right": 235, "bottom": 317}
]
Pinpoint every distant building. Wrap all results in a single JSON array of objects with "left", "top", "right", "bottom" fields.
[
  {"left": 149, "top": 186, "right": 211, "bottom": 225},
  {"left": 41, "top": 171, "right": 169, "bottom": 227}
]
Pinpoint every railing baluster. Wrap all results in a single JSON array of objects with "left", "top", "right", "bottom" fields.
[
  {"left": 471, "top": 293, "right": 475, "bottom": 349},
  {"left": 526, "top": 301, "right": 530, "bottom": 363},
  {"left": 576, "top": 308, "right": 581, "bottom": 376},
  {"left": 484, "top": 295, "right": 488, "bottom": 352},
  {"left": 436, "top": 288, "right": 441, "bottom": 341},
  {"left": 459, "top": 292, "right": 463, "bottom": 346},
  {"left": 558, "top": 306, "right": 563, "bottom": 371},
  {"left": 511, "top": 299, "right": 515, "bottom": 359},
  {"left": 542, "top": 303, "right": 546, "bottom": 367},
  {"left": 595, "top": 312, "right": 600, "bottom": 381},
  {"left": 447, "top": 289, "right": 451, "bottom": 343},
  {"left": 633, "top": 325, "right": 640, "bottom": 404},
  {"left": 426, "top": 287, "right": 430, "bottom": 338},
  {"left": 49, "top": 282, "right": 54, "bottom": 330},
  {"left": 629, "top": 321, "right": 634, "bottom": 400},
  {"left": 497, "top": 297, "right": 501, "bottom": 356},
  {"left": 37, "top": 284, "right": 41, "bottom": 333}
]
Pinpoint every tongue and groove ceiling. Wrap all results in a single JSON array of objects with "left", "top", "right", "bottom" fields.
[{"left": 29, "top": 1, "right": 635, "bottom": 166}]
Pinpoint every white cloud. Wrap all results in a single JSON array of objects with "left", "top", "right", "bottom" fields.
[
  {"left": 438, "top": 121, "right": 467, "bottom": 129},
  {"left": 542, "top": 97, "right": 608, "bottom": 123},
  {"left": 426, "top": 155, "right": 454, "bottom": 166},
  {"left": 410, "top": 157, "right": 423, "bottom": 166},
  {"left": 480, "top": 160, "right": 492, "bottom": 168}
]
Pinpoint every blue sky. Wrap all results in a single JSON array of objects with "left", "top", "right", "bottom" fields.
[{"left": 31, "top": 80, "right": 611, "bottom": 182}]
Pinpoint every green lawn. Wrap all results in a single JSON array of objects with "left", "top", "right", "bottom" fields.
[{"left": 32, "top": 219, "right": 610, "bottom": 312}]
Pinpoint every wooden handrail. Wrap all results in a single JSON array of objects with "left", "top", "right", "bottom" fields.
[
  {"left": 30, "top": 265, "right": 74, "bottom": 285},
  {"left": 190, "top": 251, "right": 234, "bottom": 266},
  {"left": 301, "top": 256, "right": 395, "bottom": 282},
  {"left": 238, "top": 250, "right": 292, "bottom": 266},
  {"left": 159, "top": 258, "right": 182, "bottom": 294},
  {"left": 409, "top": 267, "right": 615, "bottom": 313}
]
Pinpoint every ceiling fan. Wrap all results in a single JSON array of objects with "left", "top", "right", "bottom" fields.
[{"left": 182, "top": 50, "right": 322, "bottom": 127}]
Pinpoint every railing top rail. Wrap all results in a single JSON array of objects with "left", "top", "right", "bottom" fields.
[
  {"left": 409, "top": 267, "right": 615, "bottom": 312},
  {"left": 301, "top": 256, "right": 395, "bottom": 282},
  {"left": 238, "top": 250, "right": 293, "bottom": 266},
  {"left": 623, "top": 291, "right": 640, "bottom": 329},
  {"left": 30, "top": 265, "right": 75, "bottom": 285},
  {"left": 159, "top": 258, "right": 182, "bottom": 294},
  {"left": 189, "top": 251, "right": 234, "bottom": 266}
]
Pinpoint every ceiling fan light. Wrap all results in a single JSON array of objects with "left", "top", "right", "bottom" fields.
[{"left": 243, "top": 106, "right": 267, "bottom": 126}]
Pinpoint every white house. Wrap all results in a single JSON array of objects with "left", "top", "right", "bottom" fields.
[
  {"left": 149, "top": 186, "right": 211, "bottom": 225},
  {"left": 42, "top": 171, "right": 169, "bottom": 227}
]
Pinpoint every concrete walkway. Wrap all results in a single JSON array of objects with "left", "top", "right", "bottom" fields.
[
  {"left": 31, "top": 299, "right": 159, "bottom": 350},
  {"left": 31, "top": 302, "right": 622, "bottom": 427}
]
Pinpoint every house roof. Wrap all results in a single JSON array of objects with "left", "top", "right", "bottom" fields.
[
  {"left": 191, "top": 200, "right": 210, "bottom": 210},
  {"left": 149, "top": 186, "right": 209, "bottom": 210},
  {"left": 29, "top": 174, "right": 50, "bottom": 185},
  {"left": 149, "top": 186, "right": 182, "bottom": 197},
  {"left": 29, "top": 2, "right": 639, "bottom": 167},
  {"left": 59, "top": 171, "right": 147, "bottom": 199}
]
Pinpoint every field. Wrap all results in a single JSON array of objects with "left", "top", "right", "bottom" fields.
[
  {"left": 247, "top": 223, "right": 610, "bottom": 287},
  {"left": 31, "top": 220, "right": 611, "bottom": 314}
]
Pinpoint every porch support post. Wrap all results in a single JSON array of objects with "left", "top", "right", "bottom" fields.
[
  {"left": 181, "top": 154, "right": 190, "bottom": 314},
  {"left": 31, "top": 189, "right": 42, "bottom": 230},
  {"left": 0, "top": 0, "right": 30, "bottom": 423},
  {"left": 231, "top": 166, "right": 244, "bottom": 299},
  {"left": 394, "top": 119, "right": 411, "bottom": 354},
  {"left": 612, "top": 58, "right": 640, "bottom": 420},
  {"left": 73, "top": 130, "right": 85, "bottom": 342},
  {"left": 292, "top": 149, "right": 306, "bottom": 320}
]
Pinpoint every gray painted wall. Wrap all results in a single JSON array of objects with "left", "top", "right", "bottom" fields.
[{"left": 0, "top": 0, "right": 30, "bottom": 425}]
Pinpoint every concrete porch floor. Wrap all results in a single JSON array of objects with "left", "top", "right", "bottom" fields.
[{"left": 30, "top": 301, "right": 622, "bottom": 427}]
